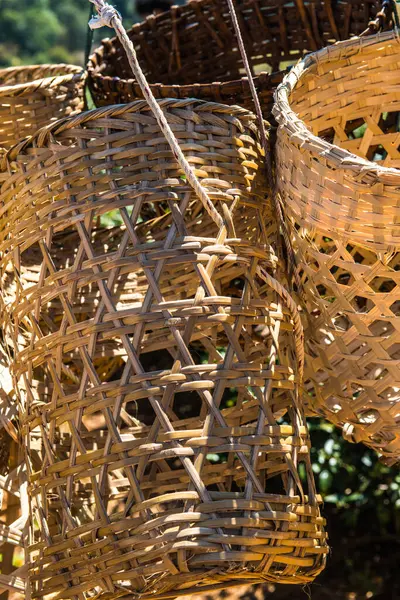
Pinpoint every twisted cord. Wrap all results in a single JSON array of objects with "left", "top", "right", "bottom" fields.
[
  {"left": 88, "top": 0, "right": 223, "bottom": 228},
  {"left": 226, "top": 0, "right": 303, "bottom": 292}
]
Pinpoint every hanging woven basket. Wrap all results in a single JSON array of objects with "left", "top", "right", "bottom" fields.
[
  {"left": 0, "top": 99, "right": 327, "bottom": 599},
  {"left": 87, "top": 0, "right": 388, "bottom": 115},
  {"left": 274, "top": 30, "right": 400, "bottom": 463},
  {"left": 0, "top": 64, "right": 85, "bottom": 150}
]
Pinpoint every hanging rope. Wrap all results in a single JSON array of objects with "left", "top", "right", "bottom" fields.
[
  {"left": 225, "top": 0, "right": 303, "bottom": 292},
  {"left": 393, "top": 0, "right": 400, "bottom": 28},
  {"left": 84, "top": 2, "right": 95, "bottom": 67},
  {"left": 88, "top": 0, "right": 224, "bottom": 229}
]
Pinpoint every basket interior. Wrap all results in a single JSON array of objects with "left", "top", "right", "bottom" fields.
[
  {"left": 0, "top": 64, "right": 81, "bottom": 87},
  {"left": 290, "top": 38, "right": 400, "bottom": 168},
  {"left": 96, "top": 0, "right": 379, "bottom": 86},
  {"left": 287, "top": 38, "right": 400, "bottom": 309}
]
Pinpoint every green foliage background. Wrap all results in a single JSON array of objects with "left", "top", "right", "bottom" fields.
[
  {"left": 0, "top": 0, "right": 136, "bottom": 67},
  {"left": 0, "top": 0, "right": 399, "bottom": 596}
]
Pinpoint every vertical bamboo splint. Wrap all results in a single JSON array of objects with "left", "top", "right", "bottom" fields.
[
  {"left": 274, "top": 30, "right": 400, "bottom": 463},
  {"left": 0, "top": 441, "right": 27, "bottom": 600},
  {"left": 87, "top": 0, "right": 393, "bottom": 116},
  {"left": 0, "top": 65, "right": 85, "bottom": 150},
  {"left": 0, "top": 3, "right": 327, "bottom": 597},
  {"left": 0, "top": 361, "right": 28, "bottom": 599},
  {"left": 0, "top": 64, "right": 85, "bottom": 597}
]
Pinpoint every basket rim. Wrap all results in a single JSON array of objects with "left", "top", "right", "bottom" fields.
[
  {"left": 87, "top": 0, "right": 387, "bottom": 101},
  {"left": 273, "top": 29, "right": 400, "bottom": 184},
  {"left": 88, "top": 47, "right": 276, "bottom": 98},
  {"left": 0, "top": 63, "right": 84, "bottom": 97},
  {"left": 2, "top": 97, "right": 261, "bottom": 164},
  {"left": 87, "top": 36, "right": 276, "bottom": 95},
  {"left": 86, "top": 0, "right": 290, "bottom": 94}
]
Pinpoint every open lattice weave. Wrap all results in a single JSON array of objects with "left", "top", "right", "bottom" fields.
[
  {"left": 0, "top": 64, "right": 85, "bottom": 150},
  {"left": 0, "top": 435, "right": 27, "bottom": 600},
  {"left": 0, "top": 99, "right": 327, "bottom": 599},
  {"left": 274, "top": 30, "right": 400, "bottom": 463},
  {"left": 0, "top": 357, "right": 27, "bottom": 599},
  {"left": 87, "top": 0, "right": 387, "bottom": 115}
]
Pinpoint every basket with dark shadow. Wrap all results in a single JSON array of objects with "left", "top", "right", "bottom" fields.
[
  {"left": 0, "top": 98, "right": 327, "bottom": 599},
  {"left": 88, "top": 0, "right": 390, "bottom": 116}
]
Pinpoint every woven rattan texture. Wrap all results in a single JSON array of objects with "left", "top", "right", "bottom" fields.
[
  {"left": 0, "top": 438, "right": 27, "bottom": 599},
  {"left": 0, "top": 364, "right": 27, "bottom": 598},
  {"left": 88, "top": 0, "right": 384, "bottom": 115},
  {"left": 0, "top": 442, "right": 27, "bottom": 600},
  {"left": 0, "top": 64, "right": 85, "bottom": 150},
  {"left": 0, "top": 99, "right": 326, "bottom": 599},
  {"left": 274, "top": 30, "right": 400, "bottom": 463}
]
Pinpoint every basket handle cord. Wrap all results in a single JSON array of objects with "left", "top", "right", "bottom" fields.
[
  {"left": 88, "top": 0, "right": 223, "bottom": 229},
  {"left": 87, "top": 0, "right": 305, "bottom": 381},
  {"left": 225, "top": 0, "right": 304, "bottom": 377},
  {"left": 225, "top": 0, "right": 303, "bottom": 294},
  {"left": 85, "top": 2, "right": 95, "bottom": 68},
  {"left": 361, "top": 0, "right": 400, "bottom": 36}
]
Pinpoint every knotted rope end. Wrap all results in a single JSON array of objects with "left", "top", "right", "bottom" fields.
[{"left": 88, "top": 1, "right": 121, "bottom": 29}]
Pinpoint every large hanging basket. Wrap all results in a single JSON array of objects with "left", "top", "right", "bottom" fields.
[
  {"left": 0, "top": 64, "right": 85, "bottom": 150},
  {"left": 0, "top": 99, "right": 327, "bottom": 599},
  {"left": 274, "top": 30, "right": 400, "bottom": 463},
  {"left": 87, "top": 0, "right": 388, "bottom": 115}
]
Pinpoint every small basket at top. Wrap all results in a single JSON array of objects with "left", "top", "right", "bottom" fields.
[
  {"left": 274, "top": 30, "right": 400, "bottom": 463},
  {"left": 0, "top": 64, "right": 85, "bottom": 150},
  {"left": 87, "top": 0, "right": 387, "bottom": 115},
  {"left": 0, "top": 98, "right": 327, "bottom": 599}
]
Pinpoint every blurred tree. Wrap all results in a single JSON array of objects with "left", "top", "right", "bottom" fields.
[
  {"left": 0, "top": 0, "right": 188, "bottom": 66},
  {"left": 0, "top": 0, "right": 63, "bottom": 65},
  {"left": 0, "top": 0, "right": 137, "bottom": 67}
]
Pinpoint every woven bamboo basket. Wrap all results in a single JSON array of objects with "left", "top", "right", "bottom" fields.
[
  {"left": 274, "top": 30, "right": 400, "bottom": 463},
  {"left": 0, "top": 64, "right": 85, "bottom": 150},
  {"left": 0, "top": 99, "right": 327, "bottom": 599},
  {"left": 87, "top": 0, "right": 389, "bottom": 115}
]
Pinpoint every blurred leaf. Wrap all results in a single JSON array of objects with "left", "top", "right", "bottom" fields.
[
  {"left": 319, "top": 469, "right": 333, "bottom": 493},
  {"left": 324, "top": 493, "right": 339, "bottom": 503},
  {"left": 206, "top": 454, "right": 220, "bottom": 463}
]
